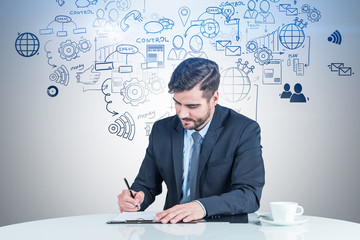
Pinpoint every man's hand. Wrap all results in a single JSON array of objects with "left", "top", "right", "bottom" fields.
[
  {"left": 117, "top": 190, "right": 144, "bottom": 212},
  {"left": 154, "top": 201, "right": 205, "bottom": 224}
]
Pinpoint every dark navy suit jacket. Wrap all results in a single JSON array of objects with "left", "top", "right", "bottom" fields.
[{"left": 131, "top": 104, "right": 265, "bottom": 217}]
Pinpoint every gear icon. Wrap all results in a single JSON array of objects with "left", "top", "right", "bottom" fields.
[
  {"left": 120, "top": 78, "right": 149, "bottom": 106},
  {"left": 58, "top": 40, "right": 79, "bottom": 61},
  {"left": 78, "top": 38, "right": 92, "bottom": 53},
  {"left": 301, "top": 4, "right": 310, "bottom": 13},
  {"left": 254, "top": 47, "right": 273, "bottom": 65},
  {"left": 246, "top": 41, "right": 258, "bottom": 53},
  {"left": 307, "top": 8, "right": 321, "bottom": 23},
  {"left": 148, "top": 76, "right": 164, "bottom": 95}
]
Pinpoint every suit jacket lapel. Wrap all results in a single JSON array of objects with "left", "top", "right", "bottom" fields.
[
  {"left": 197, "top": 105, "right": 225, "bottom": 192},
  {"left": 171, "top": 119, "right": 184, "bottom": 202}
]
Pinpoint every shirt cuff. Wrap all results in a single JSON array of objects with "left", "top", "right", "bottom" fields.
[{"left": 194, "top": 200, "right": 207, "bottom": 217}]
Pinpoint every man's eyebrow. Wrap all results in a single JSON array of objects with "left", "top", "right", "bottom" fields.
[{"left": 173, "top": 98, "right": 201, "bottom": 107}]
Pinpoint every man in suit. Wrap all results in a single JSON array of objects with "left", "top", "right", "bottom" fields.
[{"left": 117, "top": 58, "right": 265, "bottom": 223}]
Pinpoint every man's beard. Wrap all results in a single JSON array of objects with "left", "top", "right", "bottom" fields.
[{"left": 179, "top": 107, "right": 211, "bottom": 130}]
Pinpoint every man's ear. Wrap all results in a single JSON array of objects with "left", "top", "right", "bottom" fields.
[{"left": 211, "top": 91, "right": 219, "bottom": 106}]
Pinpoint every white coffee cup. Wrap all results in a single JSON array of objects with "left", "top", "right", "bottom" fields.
[{"left": 270, "top": 202, "right": 304, "bottom": 222}]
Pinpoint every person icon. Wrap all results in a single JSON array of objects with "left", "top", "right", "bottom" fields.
[
  {"left": 93, "top": 8, "right": 107, "bottom": 28},
  {"left": 280, "top": 83, "right": 292, "bottom": 99},
  {"left": 168, "top": 35, "right": 187, "bottom": 60},
  {"left": 290, "top": 83, "right": 307, "bottom": 103},
  {"left": 185, "top": 35, "right": 208, "bottom": 59},
  {"left": 244, "top": 0, "right": 258, "bottom": 19},
  {"left": 255, "top": 0, "right": 275, "bottom": 24}
]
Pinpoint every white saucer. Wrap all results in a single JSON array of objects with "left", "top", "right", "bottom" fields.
[{"left": 259, "top": 214, "right": 309, "bottom": 226}]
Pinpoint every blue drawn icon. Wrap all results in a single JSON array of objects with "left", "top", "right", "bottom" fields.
[
  {"left": 254, "top": 47, "right": 273, "bottom": 65},
  {"left": 168, "top": 35, "right": 187, "bottom": 60},
  {"left": 200, "top": 19, "right": 220, "bottom": 38},
  {"left": 328, "top": 30, "right": 342, "bottom": 45},
  {"left": 263, "top": 60, "right": 282, "bottom": 85},
  {"left": 216, "top": 40, "right": 231, "bottom": 51},
  {"left": 47, "top": 85, "right": 59, "bottom": 97},
  {"left": 144, "top": 17, "right": 173, "bottom": 34},
  {"left": 255, "top": 0, "right": 275, "bottom": 24},
  {"left": 307, "top": 8, "right": 321, "bottom": 23},
  {"left": 222, "top": 5, "right": 235, "bottom": 22},
  {"left": 179, "top": 6, "right": 191, "bottom": 27},
  {"left": 49, "top": 65, "right": 69, "bottom": 86},
  {"left": 93, "top": 9, "right": 107, "bottom": 28},
  {"left": 185, "top": 35, "right": 207, "bottom": 59},
  {"left": 76, "top": 65, "right": 100, "bottom": 85},
  {"left": 58, "top": 40, "right": 79, "bottom": 61},
  {"left": 279, "top": 18, "right": 307, "bottom": 50},
  {"left": 141, "top": 45, "right": 165, "bottom": 69},
  {"left": 120, "top": 77, "right": 149, "bottom": 106},
  {"left": 280, "top": 83, "right": 292, "bottom": 98},
  {"left": 279, "top": 4, "right": 291, "bottom": 12},
  {"left": 286, "top": 8, "right": 298, "bottom": 16},
  {"left": 15, "top": 32, "right": 40, "bottom": 57},
  {"left": 290, "top": 83, "right": 307, "bottom": 103},
  {"left": 120, "top": 10, "right": 143, "bottom": 32},
  {"left": 116, "top": 0, "right": 131, "bottom": 11},
  {"left": 225, "top": 46, "right": 241, "bottom": 56},
  {"left": 75, "top": 0, "right": 98, "bottom": 8},
  {"left": 244, "top": 0, "right": 258, "bottom": 19},
  {"left": 108, "top": 112, "right": 135, "bottom": 141},
  {"left": 328, "top": 63, "right": 353, "bottom": 76},
  {"left": 56, "top": 0, "right": 65, "bottom": 7},
  {"left": 246, "top": 41, "right": 258, "bottom": 53},
  {"left": 148, "top": 75, "right": 165, "bottom": 95},
  {"left": 78, "top": 38, "right": 92, "bottom": 53},
  {"left": 40, "top": 15, "right": 86, "bottom": 37}
]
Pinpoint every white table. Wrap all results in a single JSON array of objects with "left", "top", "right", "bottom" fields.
[{"left": 0, "top": 213, "right": 359, "bottom": 240}]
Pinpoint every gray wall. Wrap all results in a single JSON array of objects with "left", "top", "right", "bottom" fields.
[{"left": 1, "top": 0, "right": 360, "bottom": 226}]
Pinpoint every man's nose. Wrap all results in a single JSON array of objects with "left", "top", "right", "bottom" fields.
[{"left": 178, "top": 106, "right": 189, "bottom": 119}]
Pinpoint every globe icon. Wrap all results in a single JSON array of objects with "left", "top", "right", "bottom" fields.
[
  {"left": 279, "top": 23, "right": 305, "bottom": 50},
  {"left": 220, "top": 67, "right": 251, "bottom": 102},
  {"left": 15, "top": 32, "right": 40, "bottom": 57}
]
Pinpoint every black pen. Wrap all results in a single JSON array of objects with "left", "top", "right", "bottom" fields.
[{"left": 124, "top": 178, "right": 139, "bottom": 210}]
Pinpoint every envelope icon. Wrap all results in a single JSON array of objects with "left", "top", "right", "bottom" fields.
[
  {"left": 329, "top": 63, "right": 344, "bottom": 72},
  {"left": 279, "top": 4, "right": 291, "bottom": 12},
  {"left": 338, "top": 67, "right": 352, "bottom": 76},
  {"left": 286, "top": 8, "right": 298, "bottom": 16},
  {"left": 225, "top": 46, "right": 241, "bottom": 56},
  {"left": 216, "top": 40, "right": 231, "bottom": 51}
]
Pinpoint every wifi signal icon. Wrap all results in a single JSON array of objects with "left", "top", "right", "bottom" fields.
[
  {"left": 328, "top": 30, "right": 342, "bottom": 45},
  {"left": 49, "top": 65, "right": 69, "bottom": 86},
  {"left": 108, "top": 112, "right": 135, "bottom": 141}
]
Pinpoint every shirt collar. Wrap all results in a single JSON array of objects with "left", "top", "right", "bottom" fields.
[{"left": 185, "top": 117, "right": 213, "bottom": 139}]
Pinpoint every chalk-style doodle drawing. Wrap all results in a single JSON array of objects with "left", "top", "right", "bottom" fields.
[
  {"left": 15, "top": 32, "right": 40, "bottom": 57},
  {"left": 101, "top": 78, "right": 118, "bottom": 116},
  {"left": 120, "top": 77, "right": 149, "bottom": 106},
  {"left": 290, "top": 83, "right": 307, "bottom": 103},
  {"left": 200, "top": 19, "right": 220, "bottom": 38},
  {"left": 222, "top": 4, "right": 235, "bottom": 22},
  {"left": 168, "top": 35, "right": 187, "bottom": 60},
  {"left": 40, "top": 15, "right": 86, "bottom": 37},
  {"left": 147, "top": 75, "right": 165, "bottom": 95},
  {"left": 142, "top": 44, "right": 165, "bottom": 69},
  {"left": 75, "top": 0, "right": 98, "bottom": 8},
  {"left": 301, "top": 4, "right": 321, "bottom": 23},
  {"left": 58, "top": 40, "right": 79, "bottom": 61},
  {"left": 108, "top": 112, "right": 135, "bottom": 141},
  {"left": 244, "top": 0, "right": 258, "bottom": 19},
  {"left": 76, "top": 65, "right": 100, "bottom": 85},
  {"left": 178, "top": 6, "right": 191, "bottom": 27},
  {"left": 56, "top": 0, "right": 65, "bottom": 7},
  {"left": 185, "top": 35, "right": 207, "bottom": 59},
  {"left": 144, "top": 17, "right": 173, "bottom": 34},
  {"left": 44, "top": 40, "right": 57, "bottom": 68},
  {"left": 328, "top": 30, "right": 342, "bottom": 45},
  {"left": 104, "top": 8, "right": 121, "bottom": 32},
  {"left": 220, "top": 60, "right": 254, "bottom": 102},
  {"left": 246, "top": 40, "right": 258, "bottom": 53},
  {"left": 78, "top": 38, "right": 92, "bottom": 53},
  {"left": 121, "top": 10, "right": 143, "bottom": 32},
  {"left": 93, "top": 9, "right": 107, "bottom": 28},
  {"left": 47, "top": 85, "right": 59, "bottom": 97},
  {"left": 252, "top": 27, "right": 280, "bottom": 52},
  {"left": 328, "top": 63, "right": 354, "bottom": 76},
  {"left": 280, "top": 83, "right": 292, "bottom": 98},
  {"left": 263, "top": 59, "right": 282, "bottom": 84},
  {"left": 279, "top": 18, "right": 307, "bottom": 50},
  {"left": 225, "top": 45, "right": 241, "bottom": 56},
  {"left": 49, "top": 65, "right": 70, "bottom": 86},
  {"left": 116, "top": 0, "right": 131, "bottom": 11},
  {"left": 216, "top": 40, "right": 231, "bottom": 51},
  {"left": 254, "top": 47, "right": 273, "bottom": 65},
  {"left": 279, "top": 4, "right": 291, "bottom": 12},
  {"left": 255, "top": 0, "right": 275, "bottom": 24}
]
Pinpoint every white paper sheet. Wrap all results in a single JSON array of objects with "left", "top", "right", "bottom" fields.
[{"left": 108, "top": 211, "right": 161, "bottom": 223}]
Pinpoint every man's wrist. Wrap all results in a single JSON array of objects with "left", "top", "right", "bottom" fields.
[{"left": 194, "top": 200, "right": 207, "bottom": 217}]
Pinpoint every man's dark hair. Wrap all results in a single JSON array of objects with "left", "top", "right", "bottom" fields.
[{"left": 168, "top": 58, "right": 220, "bottom": 101}]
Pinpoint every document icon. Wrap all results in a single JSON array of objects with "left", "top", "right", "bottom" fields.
[
  {"left": 286, "top": 8, "right": 298, "bottom": 16},
  {"left": 279, "top": 4, "right": 291, "bottom": 12},
  {"left": 329, "top": 63, "right": 344, "bottom": 72},
  {"left": 338, "top": 67, "right": 352, "bottom": 76},
  {"left": 225, "top": 46, "right": 241, "bottom": 56},
  {"left": 216, "top": 40, "right": 231, "bottom": 51}
]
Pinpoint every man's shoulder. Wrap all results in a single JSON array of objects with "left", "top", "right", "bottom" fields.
[
  {"left": 217, "top": 105, "right": 256, "bottom": 126},
  {"left": 153, "top": 114, "right": 179, "bottom": 130}
]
